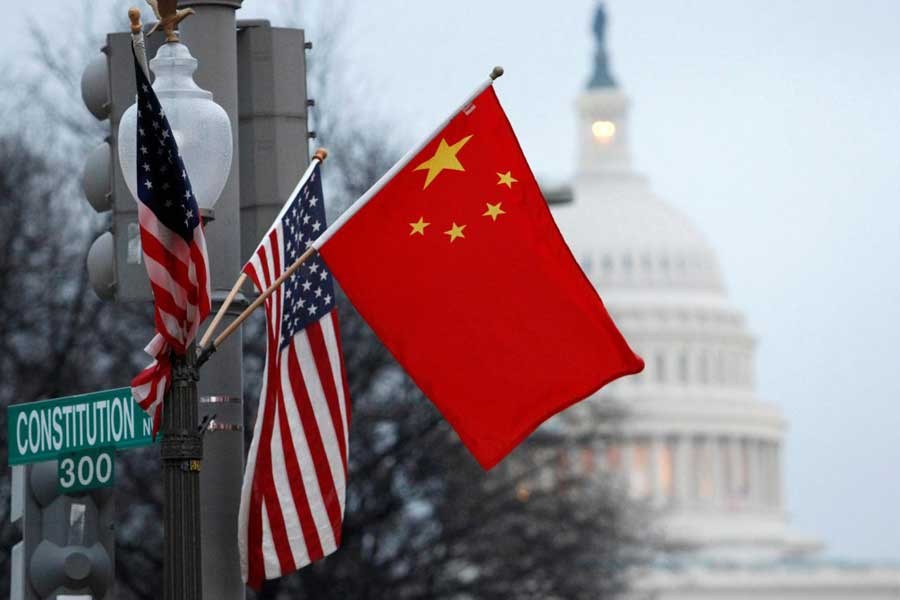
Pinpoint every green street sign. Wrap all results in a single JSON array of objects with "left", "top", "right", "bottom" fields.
[
  {"left": 7, "top": 387, "right": 156, "bottom": 466},
  {"left": 58, "top": 447, "right": 116, "bottom": 493}
]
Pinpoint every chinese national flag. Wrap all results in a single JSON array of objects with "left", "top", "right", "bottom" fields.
[{"left": 318, "top": 85, "right": 643, "bottom": 469}]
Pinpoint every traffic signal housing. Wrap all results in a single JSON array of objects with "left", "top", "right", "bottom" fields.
[
  {"left": 10, "top": 462, "right": 115, "bottom": 600},
  {"left": 81, "top": 33, "right": 162, "bottom": 302},
  {"left": 237, "top": 20, "right": 313, "bottom": 264}
]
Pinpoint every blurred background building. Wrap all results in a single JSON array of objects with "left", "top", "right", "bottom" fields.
[{"left": 550, "top": 4, "right": 900, "bottom": 599}]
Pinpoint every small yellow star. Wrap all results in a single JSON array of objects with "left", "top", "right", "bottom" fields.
[
  {"left": 409, "top": 217, "right": 430, "bottom": 236},
  {"left": 444, "top": 222, "right": 466, "bottom": 243},
  {"left": 482, "top": 202, "right": 506, "bottom": 222},
  {"left": 414, "top": 135, "right": 474, "bottom": 189},
  {"left": 497, "top": 171, "right": 518, "bottom": 188}
]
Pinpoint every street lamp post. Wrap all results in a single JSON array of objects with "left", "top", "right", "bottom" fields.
[
  {"left": 177, "top": 3, "right": 246, "bottom": 598},
  {"left": 119, "top": 38, "right": 233, "bottom": 600},
  {"left": 91, "top": 2, "right": 303, "bottom": 597},
  {"left": 161, "top": 351, "right": 203, "bottom": 599}
]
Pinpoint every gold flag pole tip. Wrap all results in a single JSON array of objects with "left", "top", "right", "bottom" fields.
[
  {"left": 490, "top": 66, "right": 504, "bottom": 80},
  {"left": 128, "top": 7, "right": 142, "bottom": 33},
  {"left": 313, "top": 148, "right": 329, "bottom": 162}
]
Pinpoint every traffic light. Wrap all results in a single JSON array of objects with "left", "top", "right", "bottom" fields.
[
  {"left": 10, "top": 462, "right": 115, "bottom": 599},
  {"left": 81, "top": 32, "right": 162, "bottom": 302},
  {"left": 236, "top": 20, "right": 313, "bottom": 264}
]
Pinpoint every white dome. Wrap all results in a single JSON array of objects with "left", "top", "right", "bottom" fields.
[
  {"left": 549, "top": 81, "right": 799, "bottom": 557},
  {"left": 545, "top": 7, "right": 900, "bottom": 597},
  {"left": 554, "top": 175, "right": 725, "bottom": 294},
  {"left": 554, "top": 86, "right": 726, "bottom": 296}
]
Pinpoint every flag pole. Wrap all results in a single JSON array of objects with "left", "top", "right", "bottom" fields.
[
  {"left": 197, "top": 273, "right": 246, "bottom": 349},
  {"left": 128, "top": 7, "right": 150, "bottom": 80},
  {"left": 312, "top": 66, "right": 503, "bottom": 251},
  {"left": 197, "top": 148, "right": 328, "bottom": 366}
]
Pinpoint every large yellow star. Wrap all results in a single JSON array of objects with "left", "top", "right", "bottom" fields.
[
  {"left": 444, "top": 222, "right": 466, "bottom": 243},
  {"left": 414, "top": 135, "right": 473, "bottom": 189},
  {"left": 482, "top": 202, "right": 506, "bottom": 222},
  {"left": 409, "top": 217, "right": 430, "bottom": 236},
  {"left": 497, "top": 171, "right": 518, "bottom": 188}
]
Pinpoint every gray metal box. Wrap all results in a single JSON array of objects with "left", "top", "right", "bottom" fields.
[{"left": 237, "top": 22, "right": 310, "bottom": 265}]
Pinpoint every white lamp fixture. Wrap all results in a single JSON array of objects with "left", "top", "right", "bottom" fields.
[{"left": 119, "top": 41, "right": 232, "bottom": 216}]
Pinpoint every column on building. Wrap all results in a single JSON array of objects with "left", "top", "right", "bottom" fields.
[
  {"left": 630, "top": 436, "right": 652, "bottom": 500},
  {"left": 651, "top": 436, "right": 664, "bottom": 507},
  {"left": 760, "top": 440, "right": 781, "bottom": 510},
  {"left": 674, "top": 434, "right": 692, "bottom": 508},
  {"left": 728, "top": 436, "right": 742, "bottom": 508},
  {"left": 772, "top": 442, "right": 783, "bottom": 510},
  {"left": 747, "top": 438, "right": 761, "bottom": 509},
  {"left": 708, "top": 435, "right": 723, "bottom": 507},
  {"left": 622, "top": 434, "right": 634, "bottom": 496}
]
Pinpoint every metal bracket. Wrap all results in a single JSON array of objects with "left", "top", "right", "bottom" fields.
[
  {"left": 205, "top": 422, "right": 243, "bottom": 432},
  {"left": 171, "top": 355, "right": 200, "bottom": 386},
  {"left": 197, "top": 413, "right": 216, "bottom": 439},
  {"left": 211, "top": 289, "right": 250, "bottom": 313},
  {"left": 160, "top": 430, "right": 203, "bottom": 462}
]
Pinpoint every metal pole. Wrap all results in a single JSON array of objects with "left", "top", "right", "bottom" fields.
[
  {"left": 162, "top": 347, "right": 203, "bottom": 600},
  {"left": 177, "top": 2, "right": 245, "bottom": 599}
]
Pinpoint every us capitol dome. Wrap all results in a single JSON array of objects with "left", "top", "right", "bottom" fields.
[{"left": 547, "top": 4, "right": 900, "bottom": 598}]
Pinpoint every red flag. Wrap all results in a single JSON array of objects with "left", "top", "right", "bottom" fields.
[{"left": 316, "top": 85, "right": 643, "bottom": 469}]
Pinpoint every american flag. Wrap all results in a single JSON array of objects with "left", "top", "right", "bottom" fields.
[
  {"left": 238, "top": 160, "right": 351, "bottom": 588},
  {"left": 128, "top": 52, "right": 211, "bottom": 434}
]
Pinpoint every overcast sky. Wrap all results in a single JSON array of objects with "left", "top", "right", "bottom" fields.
[{"left": 4, "top": 0, "right": 899, "bottom": 562}]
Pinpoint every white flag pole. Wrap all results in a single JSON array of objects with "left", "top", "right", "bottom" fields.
[{"left": 128, "top": 8, "right": 150, "bottom": 80}]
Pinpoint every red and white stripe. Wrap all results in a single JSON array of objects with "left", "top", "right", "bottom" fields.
[
  {"left": 130, "top": 203, "right": 211, "bottom": 436},
  {"left": 238, "top": 221, "right": 351, "bottom": 589},
  {"left": 137, "top": 202, "right": 211, "bottom": 355},
  {"left": 130, "top": 333, "right": 170, "bottom": 435}
]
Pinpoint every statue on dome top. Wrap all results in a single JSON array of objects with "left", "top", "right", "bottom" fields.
[{"left": 589, "top": 3, "right": 617, "bottom": 89}]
